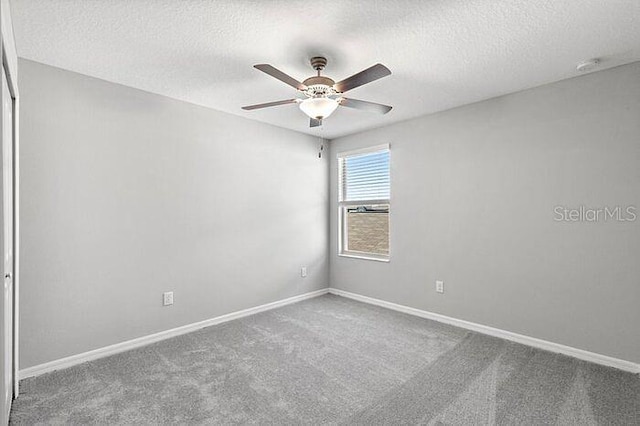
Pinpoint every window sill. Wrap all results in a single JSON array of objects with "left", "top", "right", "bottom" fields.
[{"left": 338, "top": 252, "right": 390, "bottom": 263}]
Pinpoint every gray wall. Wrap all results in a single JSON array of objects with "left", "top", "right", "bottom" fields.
[
  {"left": 19, "top": 57, "right": 640, "bottom": 369},
  {"left": 19, "top": 59, "right": 328, "bottom": 368},
  {"left": 329, "top": 62, "right": 640, "bottom": 364}
]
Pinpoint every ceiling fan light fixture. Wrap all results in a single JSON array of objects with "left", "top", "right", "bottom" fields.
[
  {"left": 243, "top": 57, "right": 392, "bottom": 127},
  {"left": 299, "top": 97, "right": 339, "bottom": 119}
]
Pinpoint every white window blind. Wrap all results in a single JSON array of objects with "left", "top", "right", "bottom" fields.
[{"left": 339, "top": 148, "right": 390, "bottom": 202}]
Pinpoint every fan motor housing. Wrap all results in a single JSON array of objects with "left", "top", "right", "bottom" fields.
[{"left": 302, "top": 76, "right": 335, "bottom": 87}]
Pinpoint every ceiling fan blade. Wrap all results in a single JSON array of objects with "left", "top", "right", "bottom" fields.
[
  {"left": 310, "top": 118, "right": 323, "bottom": 128},
  {"left": 254, "top": 64, "right": 307, "bottom": 91},
  {"left": 334, "top": 64, "right": 391, "bottom": 93},
  {"left": 241, "top": 99, "right": 298, "bottom": 110},
  {"left": 339, "top": 98, "right": 392, "bottom": 114}
]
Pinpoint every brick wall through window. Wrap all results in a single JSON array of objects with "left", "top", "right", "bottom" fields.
[{"left": 346, "top": 210, "right": 389, "bottom": 255}]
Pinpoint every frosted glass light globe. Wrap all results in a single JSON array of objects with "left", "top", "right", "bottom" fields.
[{"left": 299, "top": 97, "right": 339, "bottom": 119}]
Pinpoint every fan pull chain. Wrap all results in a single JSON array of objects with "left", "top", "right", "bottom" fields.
[{"left": 318, "top": 126, "right": 325, "bottom": 158}]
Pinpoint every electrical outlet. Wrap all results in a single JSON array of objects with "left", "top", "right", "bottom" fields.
[
  {"left": 163, "top": 291, "right": 174, "bottom": 306},
  {"left": 301, "top": 267, "right": 307, "bottom": 278},
  {"left": 435, "top": 280, "right": 444, "bottom": 294}
]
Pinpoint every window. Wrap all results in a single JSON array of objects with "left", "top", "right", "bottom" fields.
[{"left": 338, "top": 145, "right": 390, "bottom": 261}]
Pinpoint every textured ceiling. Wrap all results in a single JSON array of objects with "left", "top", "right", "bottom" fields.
[{"left": 11, "top": 0, "right": 640, "bottom": 139}]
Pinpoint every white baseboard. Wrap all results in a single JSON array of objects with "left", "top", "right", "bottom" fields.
[
  {"left": 20, "top": 288, "right": 330, "bottom": 379},
  {"left": 20, "top": 286, "right": 639, "bottom": 379},
  {"left": 328, "top": 288, "right": 640, "bottom": 374}
]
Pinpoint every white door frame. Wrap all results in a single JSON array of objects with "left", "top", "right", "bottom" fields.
[{"left": 1, "top": 0, "right": 20, "bottom": 406}]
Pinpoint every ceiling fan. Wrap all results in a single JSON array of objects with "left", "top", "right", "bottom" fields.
[{"left": 242, "top": 56, "right": 392, "bottom": 128}]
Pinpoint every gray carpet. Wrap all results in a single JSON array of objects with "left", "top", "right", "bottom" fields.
[{"left": 10, "top": 294, "right": 640, "bottom": 425}]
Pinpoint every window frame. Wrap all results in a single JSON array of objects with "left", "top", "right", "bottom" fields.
[{"left": 337, "top": 144, "right": 390, "bottom": 262}]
